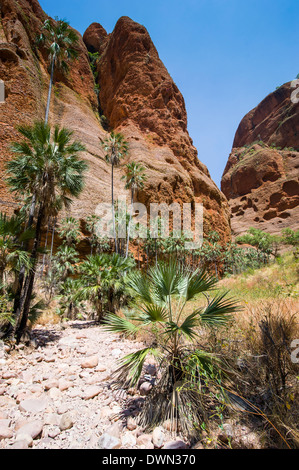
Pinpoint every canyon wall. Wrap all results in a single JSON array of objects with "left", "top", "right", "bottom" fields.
[
  {"left": 221, "top": 82, "right": 299, "bottom": 236},
  {"left": 0, "top": 0, "right": 231, "bottom": 243}
]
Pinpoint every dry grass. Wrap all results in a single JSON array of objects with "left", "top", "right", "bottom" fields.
[{"left": 193, "top": 298, "right": 299, "bottom": 448}]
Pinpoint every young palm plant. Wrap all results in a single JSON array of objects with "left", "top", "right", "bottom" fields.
[
  {"left": 57, "top": 217, "right": 81, "bottom": 247},
  {"left": 122, "top": 162, "right": 147, "bottom": 259},
  {"left": 101, "top": 132, "right": 128, "bottom": 254},
  {"left": 6, "top": 121, "right": 87, "bottom": 341},
  {"left": 0, "top": 213, "right": 32, "bottom": 291},
  {"left": 104, "top": 259, "right": 240, "bottom": 436},
  {"left": 37, "top": 18, "right": 79, "bottom": 123},
  {"left": 77, "top": 253, "right": 134, "bottom": 321}
]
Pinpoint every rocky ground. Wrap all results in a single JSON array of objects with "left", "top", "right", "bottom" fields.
[{"left": 0, "top": 321, "right": 189, "bottom": 450}]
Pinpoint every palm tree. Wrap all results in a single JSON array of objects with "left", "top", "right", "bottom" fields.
[
  {"left": 6, "top": 121, "right": 87, "bottom": 341},
  {"left": 77, "top": 253, "right": 134, "bottom": 321},
  {"left": 101, "top": 132, "right": 128, "bottom": 254},
  {"left": 122, "top": 162, "right": 147, "bottom": 259},
  {"left": 37, "top": 18, "right": 79, "bottom": 123},
  {"left": 57, "top": 217, "right": 81, "bottom": 247},
  {"left": 0, "top": 213, "right": 32, "bottom": 291},
  {"left": 104, "top": 259, "right": 240, "bottom": 435},
  {"left": 52, "top": 244, "right": 79, "bottom": 283},
  {"left": 86, "top": 215, "right": 110, "bottom": 255}
]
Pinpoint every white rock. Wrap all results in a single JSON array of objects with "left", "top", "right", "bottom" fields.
[
  {"left": 59, "top": 413, "right": 74, "bottom": 431},
  {"left": 83, "top": 386, "right": 102, "bottom": 400},
  {"left": 49, "top": 387, "right": 63, "bottom": 400},
  {"left": 16, "top": 420, "right": 43, "bottom": 440},
  {"left": 9, "top": 439, "right": 28, "bottom": 449},
  {"left": 152, "top": 426, "right": 164, "bottom": 448},
  {"left": 19, "top": 398, "right": 47, "bottom": 413},
  {"left": 15, "top": 433, "right": 33, "bottom": 447},
  {"left": 97, "top": 433, "right": 121, "bottom": 449},
  {"left": 44, "top": 379, "right": 59, "bottom": 391},
  {"left": 58, "top": 378, "right": 73, "bottom": 391},
  {"left": 81, "top": 355, "right": 99, "bottom": 369},
  {"left": 0, "top": 424, "right": 13, "bottom": 440},
  {"left": 122, "top": 432, "right": 137, "bottom": 447}
]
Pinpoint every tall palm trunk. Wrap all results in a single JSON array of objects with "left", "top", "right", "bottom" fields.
[
  {"left": 9, "top": 193, "right": 37, "bottom": 338},
  {"left": 125, "top": 188, "right": 134, "bottom": 259},
  {"left": 15, "top": 204, "right": 44, "bottom": 342},
  {"left": 12, "top": 53, "right": 55, "bottom": 335},
  {"left": 40, "top": 217, "right": 50, "bottom": 278},
  {"left": 45, "top": 53, "right": 56, "bottom": 124},
  {"left": 111, "top": 163, "right": 118, "bottom": 254},
  {"left": 49, "top": 217, "right": 56, "bottom": 268}
]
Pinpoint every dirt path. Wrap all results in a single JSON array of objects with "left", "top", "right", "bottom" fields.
[{"left": 0, "top": 321, "right": 186, "bottom": 449}]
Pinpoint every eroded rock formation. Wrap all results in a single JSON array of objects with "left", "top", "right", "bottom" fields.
[
  {"left": 221, "top": 82, "right": 299, "bottom": 236},
  {"left": 83, "top": 17, "right": 230, "bottom": 240},
  {"left": 0, "top": 0, "right": 230, "bottom": 243}
]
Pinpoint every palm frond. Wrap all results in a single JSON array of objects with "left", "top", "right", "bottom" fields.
[
  {"left": 199, "top": 292, "right": 240, "bottom": 326},
  {"left": 112, "top": 347, "right": 161, "bottom": 389},
  {"left": 140, "top": 303, "right": 168, "bottom": 323},
  {"left": 103, "top": 313, "right": 140, "bottom": 337}
]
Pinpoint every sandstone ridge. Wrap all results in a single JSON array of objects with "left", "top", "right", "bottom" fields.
[
  {"left": 221, "top": 82, "right": 299, "bottom": 236},
  {"left": 0, "top": 1, "right": 230, "bottom": 242}
]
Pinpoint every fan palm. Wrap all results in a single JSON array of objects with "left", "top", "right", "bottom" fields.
[
  {"left": 77, "top": 253, "right": 134, "bottom": 321},
  {"left": 104, "top": 259, "right": 240, "bottom": 435},
  {"left": 0, "top": 213, "right": 32, "bottom": 291},
  {"left": 52, "top": 244, "right": 79, "bottom": 283},
  {"left": 122, "top": 162, "right": 147, "bottom": 259},
  {"left": 37, "top": 18, "right": 79, "bottom": 123},
  {"left": 57, "top": 217, "right": 81, "bottom": 247},
  {"left": 6, "top": 121, "right": 87, "bottom": 340},
  {"left": 86, "top": 215, "right": 111, "bottom": 254},
  {"left": 101, "top": 132, "right": 128, "bottom": 253}
]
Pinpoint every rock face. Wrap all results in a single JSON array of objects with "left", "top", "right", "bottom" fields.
[
  {"left": 221, "top": 82, "right": 299, "bottom": 235},
  {"left": 84, "top": 17, "right": 230, "bottom": 240},
  {"left": 0, "top": 0, "right": 230, "bottom": 243}
]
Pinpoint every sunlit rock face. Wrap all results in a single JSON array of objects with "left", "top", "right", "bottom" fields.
[
  {"left": 221, "top": 82, "right": 299, "bottom": 235},
  {"left": 0, "top": 1, "right": 230, "bottom": 243}
]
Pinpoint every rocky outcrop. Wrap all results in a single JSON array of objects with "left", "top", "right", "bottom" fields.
[
  {"left": 221, "top": 82, "right": 299, "bottom": 236},
  {"left": 0, "top": 0, "right": 98, "bottom": 213},
  {"left": 0, "top": 0, "right": 230, "bottom": 243},
  {"left": 84, "top": 17, "right": 230, "bottom": 240}
]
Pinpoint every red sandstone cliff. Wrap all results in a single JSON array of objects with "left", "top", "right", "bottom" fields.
[
  {"left": 0, "top": 0, "right": 230, "bottom": 242},
  {"left": 221, "top": 82, "right": 299, "bottom": 236}
]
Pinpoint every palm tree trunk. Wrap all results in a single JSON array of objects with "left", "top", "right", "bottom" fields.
[
  {"left": 45, "top": 53, "right": 55, "bottom": 124},
  {"left": 111, "top": 163, "right": 118, "bottom": 254},
  {"left": 15, "top": 204, "right": 44, "bottom": 342},
  {"left": 146, "top": 243, "right": 149, "bottom": 273},
  {"left": 9, "top": 193, "right": 37, "bottom": 338},
  {"left": 40, "top": 217, "right": 50, "bottom": 278},
  {"left": 125, "top": 188, "right": 134, "bottom": 259},
  {"left": 138, "top": 239, "right": 140, "bottom": 269},
  {"left": 49, "top": 217, "right": 56, "bottom": 268},
  {"left": 215, "top": 261, "right": 218, "bottom": 280}
]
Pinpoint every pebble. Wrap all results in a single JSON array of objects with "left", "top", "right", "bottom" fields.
[
  {"left": 16, "top": 420, "right": 43, "bottom": 440},
  {"left": 81, "top": 355, "right": 99, "bottom": 369},
  {"left": 152, "top": 426, "right": 165, "bottom": 448},
  {"left": 59, "top": 413, "right": 74, "bottom": 431},
  {"left": 97, "top": 433, "right": 121, "bottom": 449},
  {"left": 0, "top": 322, "right": 187, "bottom": 450}
]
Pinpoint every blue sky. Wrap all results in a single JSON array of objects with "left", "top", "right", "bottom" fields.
[{"left": 40, "top": 0, "right": 299, "bottom": 188}]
